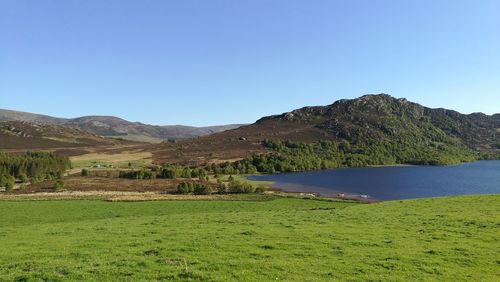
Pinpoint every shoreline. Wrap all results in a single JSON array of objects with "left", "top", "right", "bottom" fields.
[
  {"left": 245, "top": 160, "right": 500, "bottom": 202},
  {"left": 265, "top": 183, "right": 379, "bottom": 202}
]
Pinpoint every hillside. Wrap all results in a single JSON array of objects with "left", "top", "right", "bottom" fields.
[
  {"left": 149, "top": 94, "right": 499, "bottom": 165},
  {"left": 258, "top": 94, "right": 499, "bottom": 152},
  {"left": 0, "top": 121, "right": 126, "bottom": 152},
  {"left": 0, "top": 109, "right": 243, "bottom": 142}
]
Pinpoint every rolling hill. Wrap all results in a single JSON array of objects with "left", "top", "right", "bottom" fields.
[
  {"left": 0, "top": 121, "right": 127, "bottom": 153},
  {"left": 0, "top": 109, "right": 243, "bottom": 142},
  {"left": 148, "top": 94, "right": 500, "bottom": 165}
]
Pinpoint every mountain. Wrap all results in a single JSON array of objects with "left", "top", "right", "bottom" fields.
[
  {"left": 0, "top": 109, "right": 65, "bottom": 124},
  {"left": 149, "top": 94, "right": 499, "bottom": 165},
  {"left": 256, "top": 94, "right": 500, "bottom": 152},
  {"left": 0, "top": 121, "right": 126, "bottom": 151},
  {"left": 0, "top": 109, "right": 243, "bottom": 142}
]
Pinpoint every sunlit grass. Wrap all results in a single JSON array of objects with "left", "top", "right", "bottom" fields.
[
  {"left": 70, "top": 151, "right": 152, "bottom": 169},
  {"left": 0, "top": 195, "right": 498, "bottom": 281}
]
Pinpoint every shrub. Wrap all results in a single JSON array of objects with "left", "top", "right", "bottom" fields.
[
  {"left": 177, "top": 182, "right": 194, "bottom": 194},
  {"left": 193, "top": 184, "right": 212, "bottom": 195},
  {"left": 217, "top": 182, "right": 227, "bottom": 194},
  {"left": 255, "top": 185, "right": 268, "bottom": 193},
  {"left": 18, "top": 173, "right": 29, "bottom": 183},
  {"left": 0, "top": 174, "right": 8, "bottom": 188},
  {"left": 53, "top": 180, "right": 65, "bottom": 191},
  {"left": 177, "top": 182, "right": 212, "bottom": 195},
  {"left": 5, "top": 176, "right": 15, "bottom": 192},
  {"left": 228, "top": 180, "right": 255, "bottom": 194},
  {"left": 119, "top": 170, "right": 156, "bottom": 180},
  {"left": 81, "top": 169, "right": 89, "bottom": 176}
]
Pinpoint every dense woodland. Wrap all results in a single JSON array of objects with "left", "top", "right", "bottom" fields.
[
  {"left": 235, "top": 139, "right": 480, "bottom": 173},
  {"left": 0, "top": 152, "right": 71, "bottom": 189},
  {"left": 115, "top": 136, "right": 486, "bottom": 180},
  {"left": 214, "top": 137, "right": 484, "bottom": 174},
  {"left": 118, "top": 166, "right": 209, "bottom": 180}
]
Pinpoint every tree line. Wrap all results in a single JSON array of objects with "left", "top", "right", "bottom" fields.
[
  {"left": 0, "top": 152, "right": 71, "bottom": 191},
  {"left": 232, "top": 139, "right": 478, "bottom": 174},
  {"left": 89, "top": 136, "right": 489, "bottom": 181},
  {"left": 213, "top": 138, "right": 478, "bottom": 174},
  {"left": 176, "top": 176, "right": 266, "bottom": 195},
  {"left": 113, "top": 138, "right": 480, "bottom": 179}
]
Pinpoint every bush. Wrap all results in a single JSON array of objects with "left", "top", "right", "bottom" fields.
[
  {"left": 228, "top": 180, "right": 255, "bottom": 194},
  {"left": 19, "top": 173, "right": 29, "bottom": 183},
  {"left": 30, "top": 177, "right": 41, "bottom": 185},
  {"left": 255, "top": 185, "right": 268, "bottom": 193},
  {"left": 177, "top": 182, "right": 212, "bottom": 195},
  {"left": 119, "top": 170, "right": 156, "bottom": 180},
  {"left": 53, "top": 180, "right": 65, "bottom": 191},
  {"left": 193, "top": 184, "right": 212, "bottom": 195},
  {"left": 81, "top": 169, "right": 89, "bottom": 176},
  {"left": 217, "top": 182, "right": 227, "bottom": 194},
  {"left": 177, "top": 182, "right": 194, "bottom": 194},
  {"left": 0, "top": 174, "right": 8, "bottom": 188},
  {"left": 5, "top": 176, "right": 15, "bottom": 192}
]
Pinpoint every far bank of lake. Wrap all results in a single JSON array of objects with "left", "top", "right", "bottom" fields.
[{"left": 248, "top": 161, "right": 500, "bottom": 201}]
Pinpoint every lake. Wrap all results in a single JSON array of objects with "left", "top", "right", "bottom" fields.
[{"left": 247, "top": 161, "right": 500, "bottom": 201}]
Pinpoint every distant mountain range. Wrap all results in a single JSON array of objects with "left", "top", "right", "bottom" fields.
[
  {"left": 1, "top": 94, "right": 498, "bottom": 165},
  {"left": 0, "top": 120, "right": 125, "bottom": 151},
  {"left": 0, "top": 109, "right": 243, "bottom": 143}
]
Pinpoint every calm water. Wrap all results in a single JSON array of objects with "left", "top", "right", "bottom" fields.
[{"left": 248, "top": 161, "right": 500, "bottom": 201}]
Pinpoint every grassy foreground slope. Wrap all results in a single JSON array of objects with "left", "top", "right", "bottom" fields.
[{"left": 0, "top": 195, "right": 498, "bottom": 281}]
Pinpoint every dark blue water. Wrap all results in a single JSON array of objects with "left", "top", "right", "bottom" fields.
[{"left": 248, "top": 161, "right": 500, "bottom": 201}]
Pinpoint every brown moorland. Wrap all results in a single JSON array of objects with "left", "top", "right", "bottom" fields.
[{"left": 12, "top": 176, "right": 213, "bottom": 194}]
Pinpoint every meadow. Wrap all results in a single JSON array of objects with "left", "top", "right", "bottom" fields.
[
  {"left": 0, "top": 195, "right": 498, "bottom": 281},
  {"left": 69, "top": 151, "right": 153, "bottom": 170}
]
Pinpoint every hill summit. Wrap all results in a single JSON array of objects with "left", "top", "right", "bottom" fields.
[
  {"left": 257, "top": 94, "right": 499, "bottom": 152},
  {"left": 150, "top": 94, "right": 499, "bottom": 165}
]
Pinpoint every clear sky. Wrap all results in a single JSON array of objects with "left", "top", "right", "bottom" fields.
[{"left": 1, "top": 0, "right": 499, "bottom": 126}]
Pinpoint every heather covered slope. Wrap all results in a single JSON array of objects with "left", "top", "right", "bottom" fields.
[
  {"left": 149, "top": 94, "right": 499, "bottom": 165},
  {"left": 0, "top": 109, "right": 243, "bottom": 142},
  {"left": 0, "top": 121, "right": 125, "bottom": 150},
  {"left": 258, "top": 94, "right": 499, "bottom": 152}
]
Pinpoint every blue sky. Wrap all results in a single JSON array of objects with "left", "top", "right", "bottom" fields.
[{"left": 1, "top": 0, "right": 499, "bottom": 126}]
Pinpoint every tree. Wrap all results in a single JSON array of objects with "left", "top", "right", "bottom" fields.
[{"left": 0, "top": 152, "right": 71, "bottom": 181}]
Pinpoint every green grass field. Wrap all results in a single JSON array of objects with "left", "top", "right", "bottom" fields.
[{"left": 0, "top": 195, "right": 498, "bottom": 281}]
